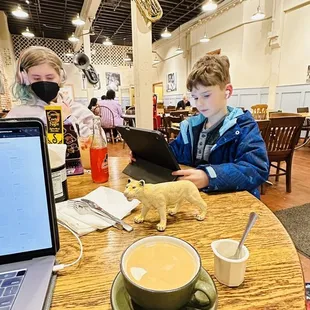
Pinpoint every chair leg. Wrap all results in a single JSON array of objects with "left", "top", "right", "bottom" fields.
[
  {"left": 111, "top": 129, "right": 115, "bottom": 144},
  {"left": 286, "top": 158, "right": 292, "bottom": 193},
  {"left": 261, "top": 183, "right": 265, "bottom": 195},
  {"left": 304, "top": 130, "right": 310, "bottom": 144},
  {"left": 275, "top": 162, "right": 281, "bottom": 182}
]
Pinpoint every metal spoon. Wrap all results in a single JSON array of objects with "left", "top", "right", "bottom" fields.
[{"left": 231, "top": 212, "right": 258, "bottom": 259}]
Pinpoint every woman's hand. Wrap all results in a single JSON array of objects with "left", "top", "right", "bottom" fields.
[
  {"left": 172, "top": 169, "right": 209, "bottom": 189},
  {"left": 58, "top": 92, "right": 72, "bottom": 120}
]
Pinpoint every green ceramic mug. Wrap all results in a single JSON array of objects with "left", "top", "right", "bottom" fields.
[{"left": 120, "top": 236, "right": 217, "bottom": 310}]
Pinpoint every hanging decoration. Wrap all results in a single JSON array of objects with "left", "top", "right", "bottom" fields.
[{"left": 134, "top": 0, "right": 163, "bottom": 24}]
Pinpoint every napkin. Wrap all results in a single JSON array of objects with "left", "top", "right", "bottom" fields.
[{"left": 56, "top": 186, "right": 140, "bottom": 236}]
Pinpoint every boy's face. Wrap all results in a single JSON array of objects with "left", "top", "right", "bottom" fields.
[{"left": 191, "top": 84, "right": 232, "bottom": 118}]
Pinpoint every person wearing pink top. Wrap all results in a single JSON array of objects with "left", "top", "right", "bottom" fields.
[{"left": 98, "top": 89, "right": 123, "bottom": 137}]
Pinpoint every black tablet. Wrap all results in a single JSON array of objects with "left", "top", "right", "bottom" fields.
[{"left": 116, "top": 126, "right": 180, "bottom": 183}]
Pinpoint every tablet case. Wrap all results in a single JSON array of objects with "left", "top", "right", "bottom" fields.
[{"left": 116, "top": 126, "right": 180, "bottom": 184}]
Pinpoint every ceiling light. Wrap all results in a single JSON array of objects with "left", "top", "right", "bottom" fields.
[
  {"left": 124, "top": 54, "right": 131, "bottom": 62},
  {"left": 68, "top": 33, "right": 79, "bottom": 43},
  {"left": 175, "top": 46, "right": 183, "bottom": 55},
  {"left": 103, "top": 38, "right": 113, "bottom": 46},
  {"left": 200, "top": 34, "right": 210, "bottom": 43},
  {"left": 25, "top": 0, "right": 30, "bottom": 4},
  {"left": 153, "top": 57, "right": 160, "bottom": 64},
  {"left": 161, "top": 27, "right": 171, "bottom": 38},
  {"left": 12, "top": 5, "right": 29, "bottom": 18},
  {"left": 22, "top": 27, "right": 34, "bottom": 38},
  {"left": 202, "top": 0, "right": 218, "bottom": 12},
  {"left": 72, "top": 14, "right": 85, "bottom": 26},
  {"left": 251, "top": 5, "right": 265, "bottom": 21},
  {"left": 64, "top": 50, "right": 74, "bottom": 57}
]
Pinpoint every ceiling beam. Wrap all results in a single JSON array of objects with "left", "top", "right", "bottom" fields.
[{"left": 74, "top": 0, "right": 101, "bottom": 51}]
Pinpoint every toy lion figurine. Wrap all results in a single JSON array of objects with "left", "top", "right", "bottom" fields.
[{"left": 124, "top": 179, "right": 207, "bottom": 231}]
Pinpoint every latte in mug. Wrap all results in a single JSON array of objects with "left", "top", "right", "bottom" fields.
[
  {"left": 125, "top": 241, "right": 197, "bottom": 290},
  {"left": 120, "top": 236, "right": 217, "bottom": 310}
]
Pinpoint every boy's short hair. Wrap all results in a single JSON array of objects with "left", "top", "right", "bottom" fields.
[{"left": 187, "top": 55, "right": 231, "bottom": 91}]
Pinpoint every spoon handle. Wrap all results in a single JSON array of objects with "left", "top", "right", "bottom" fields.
[{"left": 235, "top": 212, "right": 258, "bottom": 257}]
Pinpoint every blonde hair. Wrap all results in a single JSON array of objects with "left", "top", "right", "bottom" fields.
[
  {"left": 12, "top": 46, "right": 65, "bottom": 104},
  {"left": 187, "top": 55, "right": 231, "bottom": 91}
]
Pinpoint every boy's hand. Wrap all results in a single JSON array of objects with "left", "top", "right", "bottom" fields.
[
  {"left": 172, "top": 169, "right": 209, "bottom": 189},
  {"left": 129, "top": 151, "right": 136, "bottom": 163}
]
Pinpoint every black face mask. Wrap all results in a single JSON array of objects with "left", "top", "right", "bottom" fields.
[{"left": 31, "top": 81, "right": 60, "bottom": 103}]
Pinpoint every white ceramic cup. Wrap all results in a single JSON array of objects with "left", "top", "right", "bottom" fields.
[{"left": 211, "top": 239, "right": 249, "bottom": 287}]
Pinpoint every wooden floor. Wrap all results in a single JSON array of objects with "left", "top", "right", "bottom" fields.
[{"left": 108, "top": 142, "right": 310, "bottom": 282}]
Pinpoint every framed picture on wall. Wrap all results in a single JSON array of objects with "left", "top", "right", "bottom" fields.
[
  {"left": 167, "top": 73, "right": 177, "bottom": 92},
  {"left": 307, "top": 65, "right": 310, "bottom": 83},
  {"left": 59, "top": 84, "right": 75, "bottom": 105},
  {"left": 106, "top": 72, "right": 121, "bottom": 92}
]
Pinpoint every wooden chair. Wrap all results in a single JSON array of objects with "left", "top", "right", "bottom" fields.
[
  {"left": 251, "top": 104, "right": 268, "bottom": 120},
  {"left": 297, "top": 107, "right": 309, "bottom": 113},
  {"left": 125, "top": 106, "right": 135, "bottom": 115},
  {"left": 99, "top": 106, "right": 116, "bottom": 144},
  {"left": 191, "top": 107, "right": 199, "bottom": 115},
  {"left": 269, "top": 112, "right": 301, "bottom": 118},
  {"left": 297, "top": 107, "right": 310, "bottom": 144},
  {"left": 170, "top": 110, "right": 189, "bottom": 118},
  {"left": 164, "top": 106, "right": 177, "bottom": 113},
  {"left": 257, "top": 120, "right": 270, "bottom": 141},
  {"left": 262, "top": 116, "right": 305, "bottom": 193},
  {"left": 163, "top": 115, "right": 184, "bottom": 142}
]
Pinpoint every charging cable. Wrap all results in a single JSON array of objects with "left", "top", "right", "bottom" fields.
[{"left": 52, "top": 221, "right": 83, "bottom": 272}]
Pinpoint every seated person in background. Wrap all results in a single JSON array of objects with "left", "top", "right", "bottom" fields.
[
  {"left": 177, "top": 95, "right": 191, "bottom": 110},
  {"left": 170, "top": 55, "right": 269, "bottom": 199},
  {"left": 88, "top": 97, "right": 100, "bottom": 115},
  {"left": 99, "top": 89, "right": 123, "bottom": 138},
  {"left": 7, "top": 46, "right": 93, "bottom": 137}
]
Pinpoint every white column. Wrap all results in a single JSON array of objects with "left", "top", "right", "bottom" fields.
[{"left": 131, "top": 1, "right": 153, "bottom": 129}]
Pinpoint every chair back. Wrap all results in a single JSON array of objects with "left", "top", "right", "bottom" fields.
[
  {"left": 251, "top": 104, "right": 268, "bottom": 120},
  {"left": 257, "top": 120, "right": 270, "bottom": 141},
  {"left": 269, "top": 112, "right": 301, "bottom": 118},
  {"left": 297, "top": 107, "right": 309, "bottom": 113},
  {"left": 125, "top": 106, "right": 135, "bottom": 115},
  {"left": 164, "top": 106, "right": 176, "bottom": 113},
  {"left": 264, "top": 116, "right": 305, "bottom": 161},
  {"left": 170, "top": 110, "right": 189, "bottom": 117},
  {"left": 99, "top": 106, "right": 115, "bottom": 129}
]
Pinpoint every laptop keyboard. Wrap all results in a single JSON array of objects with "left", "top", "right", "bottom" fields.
[{"left": 0, "top": 270, "right": 27, "bottom": 310}]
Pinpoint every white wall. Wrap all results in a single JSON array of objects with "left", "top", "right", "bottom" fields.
[
  {"left": 278, "top": 3, "right": 310, "bottom": 86},
  {"left": 152, "top": 0, "right": 273, "bottom": 105},
  {"left": 152, "top": 0, "right": 310, "bottom": 111}
]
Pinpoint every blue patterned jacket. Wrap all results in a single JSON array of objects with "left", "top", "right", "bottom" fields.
[{"left": 169, "top": 107, "right": 269, "bottom": 198}]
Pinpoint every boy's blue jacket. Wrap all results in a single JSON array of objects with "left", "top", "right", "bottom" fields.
[{"left": 169, "top": 107, "right": 269, "bottom": 198}]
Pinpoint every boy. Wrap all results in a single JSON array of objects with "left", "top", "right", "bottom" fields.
[{"left": 170, "top": 55, "right": 269, "bottom": 198}]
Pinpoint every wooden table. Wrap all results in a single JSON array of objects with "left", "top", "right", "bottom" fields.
[{"left": 51, "top": 157, "right": 305, "bottom": 310}]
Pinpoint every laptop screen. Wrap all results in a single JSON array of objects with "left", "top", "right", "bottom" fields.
[{"left": 0, "top": 127, "right": 53, "bottom": 256}]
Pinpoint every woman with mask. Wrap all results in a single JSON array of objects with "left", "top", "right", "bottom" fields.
[{"left": 7, "top": 46, "right": 93, "bottom": 136}]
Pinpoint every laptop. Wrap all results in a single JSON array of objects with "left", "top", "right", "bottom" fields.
[
  {"left": 116, "top": 126, "right": 180, "bottom": 183},
  {"left": 0, "top": 118, "right": 59, "bottom": 310}
]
